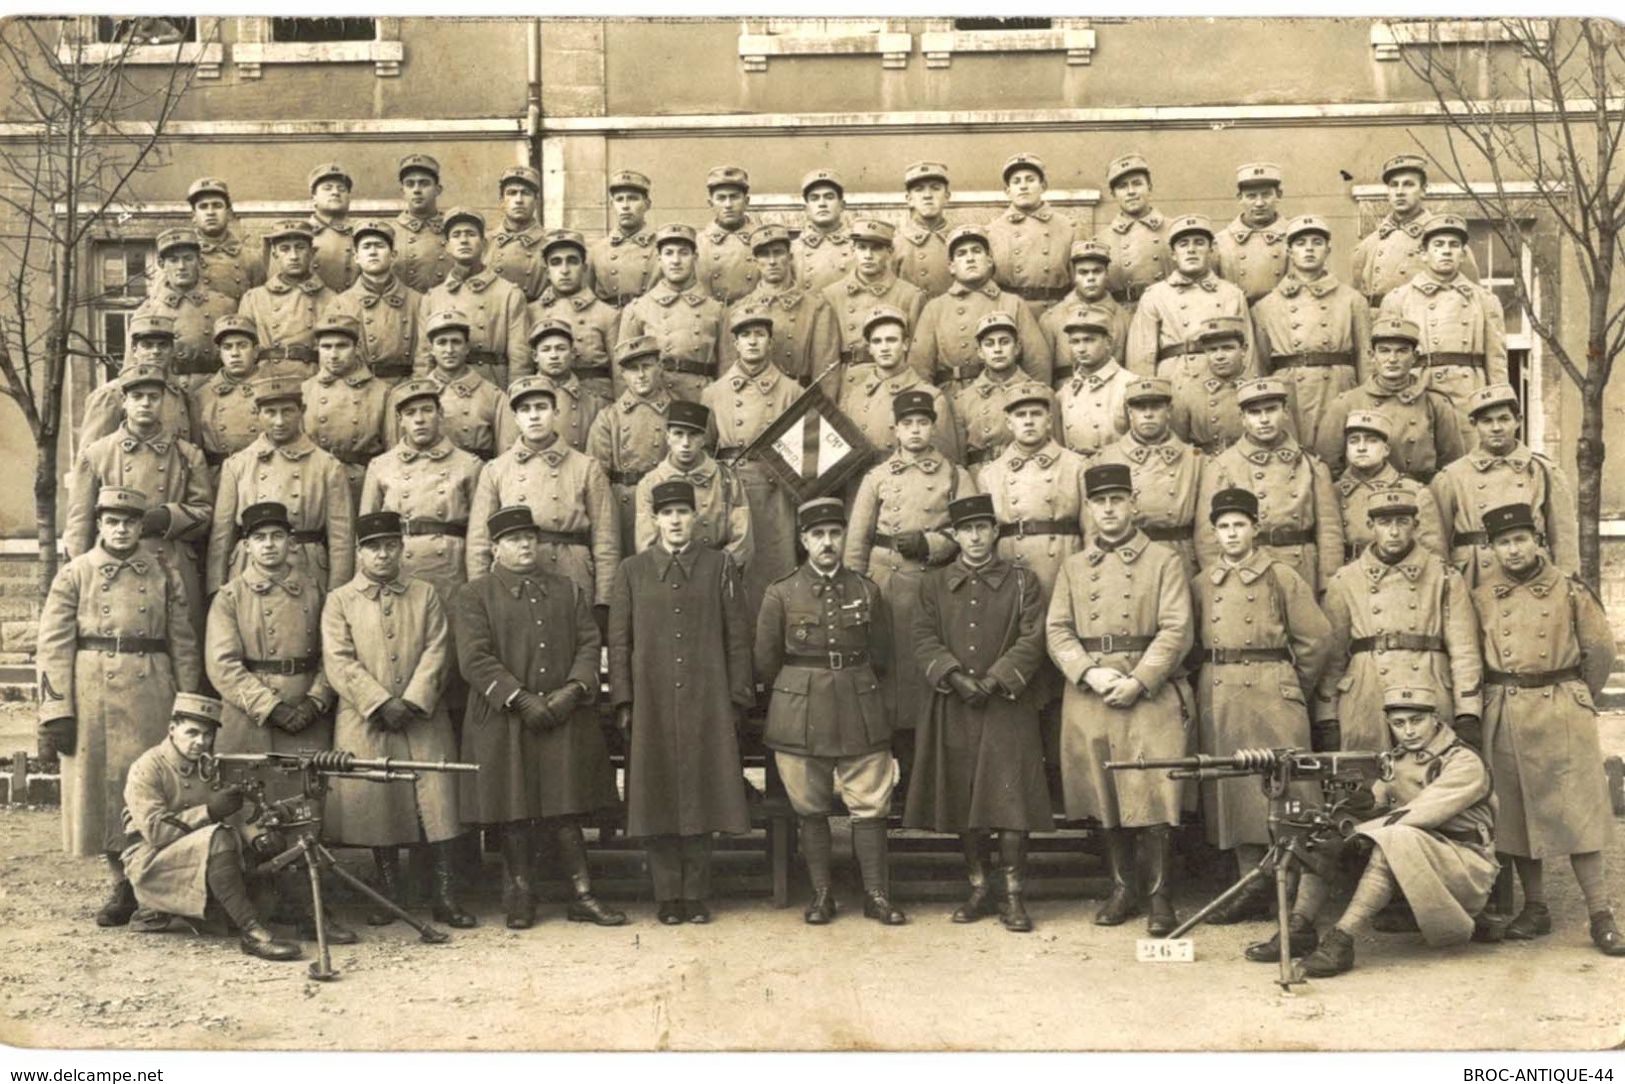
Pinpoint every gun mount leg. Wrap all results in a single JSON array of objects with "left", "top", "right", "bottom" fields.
[
  {"left": 1274, "top": 858, "right": 1303, "bottom": 991},
  {"left": 315, "top": 843, "right": 451, "bottom": 944},
  {"left": 1166, "top": 864, "right": 1271, "bottom": 939},
  {"left": 304, "top": 842, "right": 338, "bottom": 982}
]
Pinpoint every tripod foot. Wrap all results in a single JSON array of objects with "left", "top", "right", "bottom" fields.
[
  {"left": 307, "top": 960, "right": 339, "bottom": 982},
  {"left": 419, "top": 926, "right": 451, "bottom": 945}
]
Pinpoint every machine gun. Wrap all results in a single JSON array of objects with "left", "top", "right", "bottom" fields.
[
  {"left": 199, "top": 749, "right": 478, "bottom": 981},
  {"left": 1108, "top": 747, "right": 1392, "bottom": 989}
]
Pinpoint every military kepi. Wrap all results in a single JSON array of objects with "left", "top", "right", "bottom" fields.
[
  {"left": 96, "top": 486, "right": 148, "bottom": 516},
  {"left": 171, "top": 693, "right": 225, "bottom": 728},
  {"left": 1209, "top": 486, "right": 1259, "bottom": 523},
  {"left": 666, "top": 400, "right": 710, "bottom": 432},
  {"left": 241, "top": 501, "right": 294, "bottom": 534},
  {"left": 355, "top": 511, "right": 404, "bottom": 544},
  {"left": 949, "top": 494, "right": 997, "bottom": 528},
  {"left": 797, "top": 497, "right": 846, "bottom": 532},
  {"left": 1482, "top": 502, "right": 1538, "bottom": 541},
  {"left": 487, "top": 505, "right": 539, "bottom": 543},
  {"left": 892, "top": 389, "right": 936, "bottom": 422},
  {"left": 1383, "top": 684, "right": 1437, "bottom": 712},
  {"left": 651, "top": 480, "right": 696, "bottom": 512},
  {"left": 1084, "top": 463, "right": 1133, "bottom": 497}
]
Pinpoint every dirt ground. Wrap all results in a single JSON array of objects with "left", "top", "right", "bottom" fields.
[{"left": 2, "top": 702, "right": 1623, "bottom": 1053}]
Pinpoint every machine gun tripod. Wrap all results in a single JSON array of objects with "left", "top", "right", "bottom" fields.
[
  {"left": 1108, "top": 747, "right": 1391, "bottom": 990},
  {"left": 200, "top": 750, "right": 479, "bottom": 981}
]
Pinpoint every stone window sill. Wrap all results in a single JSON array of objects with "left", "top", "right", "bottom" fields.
[
  {"left": 1371, "top": 19, "right": 1550, "bottom": 61},
  {"left": 919, "top": 26, "right": 1096, "bottom": 68},
  {"left": 738, "top": 27, "right": 912, "bottom": 72},
  {"left": 55, "top": 41, "right": 223, "bottom": 79},
  {"left": 234, "top": 39, "right": 403, "bottom": 78}
]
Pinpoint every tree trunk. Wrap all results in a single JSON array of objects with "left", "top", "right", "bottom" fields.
[
  {"left": 1575, "top": 377, "right": 1605, "bottom": 589},
  {"left": 33, "top": 424, "right": 58, "bottom": 599}
]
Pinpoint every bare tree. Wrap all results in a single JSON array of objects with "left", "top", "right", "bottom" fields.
[
  {"left": 0, "top": 17, "right": 208, "bottom": 595},
  {"left": 1391, "top": 17, "right": 1625, "bottom": 586}
]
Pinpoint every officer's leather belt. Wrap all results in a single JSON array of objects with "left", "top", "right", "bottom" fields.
[
  {"left": 77, "top": 635, "right": 168, "bottom": 655},
  {"left": 1110, "top": 284, "right": 1146, "bottom": 304},
  {"left": 784, "top": 651, "right": 871, "bottom": 670},
  {"left": 403, "top": 518, "right": 467, "bottom": 538},
  {"left": 998, "top": 518, "right": 1083, "bottom": 539},
  {"left": 1156, "top": 341, "right": 1200, "bottom": 362},
  {"left": 1258, "top": 526, "right": 1315, "bottom": 547},
  {"left": 372, "top": 361, "right": 414, "bottom": 381},
  {"left": 1484, "top": 666, "right": 1583, "bottom": 689},
  {"left": 609, "top": 468, "right": 647, "bottom": 486},
  {"left": 574, "top": 365, "right": 611, "bottom": 382},
  {"left": 1272, "top": 352, "right": 1353, "bottom": 370},
  {"left": 1204, "top": 646, "right": 1292, "bottom": 665},
  {"left": 244, "top": 655, "right": 321, "bottom": 675},
  {"left": 1080, "top": 634, "right": 1156, "bottom": 654},
  {"left": 1453, "top": 530, "right": 1489, "bottom": 546},
  {"left": 662, "top": 357, "right": 717, "bottom": 379},
  {"left": 1350, "top": 633, "right": 1445, "bottom": 654},
  {"left": 535, "top": 529, "right": 591, "bottom": 547},
  {"left": 1422, "top": 352, "right": 1486, "bottom": 370},
  {"left": 329, "top": 449, "right": 374, "bottom": 467},
  {"left": 259, "top": 344, "right": 314, "bottom": 362},
  {"left": 290, "top": 530, "right": 327, "bottom": 545},
  {"left": 965, "top": 446, "right": 1000, "bottom": 467},
  {"left": 1141, "top": 524, "right": 1194, "bottom": 542},
  {"left": 1013, "top": 284, "right": 1071, "bottom": 303},
  {"left": 938, "top": 361, "right": 984, "bottom": 383}
]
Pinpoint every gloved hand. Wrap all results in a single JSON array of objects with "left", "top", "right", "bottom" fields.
[
  {"left": 247, "top": 831, "right": 285, "bottom": 865},
  {"left": 1342, "top": 781, "right": 1379, "bottom": 816},
  {"left": 1082, "top": 667, "right": 1121, "bottom": 697},
  {"left": 206, "top": 784, "right": 245, "bottom": 822},
  {"left": 37, "top": 717, "right": 77, "bottom": 760},
  {"left": 594, "top": 605, "right": 610, "bottom": 641},
  {"left": 893, "top": 530, "right": 930, "bottom": 562},
  {"left": 267, "top": 702, "right": 300, "bottom": 733},
  {"left": 373, "top": 697, "right": 416, "bottom": 733},
  {"left": 285, "top": 698, "right": 323, "bottom": 734},
  {"left": 946, "top": 670, "right": 988, "bottom": 708},
  {"left": 514, "top": 690, "right": 555, "bottom": 732},
  {"left": 615, "top": 704, "right": 634, "bottom": 736},
  {"left": 1453, "top": 713, "right": 1483, "bottom": 751},
  {"left": 1101, "top": 674, "right": 1145, "bottom": 709},
  {"left": 974, "top": 676, "right": 1004, "bottom": 701},
  {"left": 141, "top": 506, "right": 172, "bottom": 538},
  {"left": 542, "top": 682, "right": 586, "bottom": 724},
  {"left": 1311, "top": 720, "right": 1342, "bottom": 753}
]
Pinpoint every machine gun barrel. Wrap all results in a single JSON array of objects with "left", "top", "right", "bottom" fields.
[
  {"left": 204, "top": 751, "right": 478, "bottom": 775},
  {"left": 1106, "top": 748, "right": 1389, "bottom": 781}
]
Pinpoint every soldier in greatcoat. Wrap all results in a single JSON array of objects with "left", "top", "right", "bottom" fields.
[
  {"left": 237, "top": 219, "right": 336, "bottom": 380},
  {"left": 484, "top": 166, "right": 548, "bottom": 302},
  {"left": 1328, "top": 410, "right": 1445, "bottom": 563},
  {"left": 329, "top": 218, "right": 422, "bottom": 385},
  {"left": 1095, "top": 154, "right": 1172, "bottom": 313},
  {"left": 79, "top": 313, "right": 198, "bottom": 448},
  {"left": 908, "top": 494, "right": 1052, "bottom": 933},
  {"left": 386, "top": 308, "right": 516, "bottom": 461},
  {"left": 527, "top": 319, "right": 608, "bottom": 452},
  {"left": 589, "top": 170, "right": 658, "bottom": 308},
  {"left": 135, "top": 227, "right": 236, "bottom": 390},
  {"left": 1193, "top": 486, "right": 1333, "bottom": 924},
  {"left": 608, "top": 480, "right": 752, "bottom": 924},
  {"left": 1214, "top": 163, "right": 1290, "bottom": 304},
  {"left": 120, "top": 694, "right": 301, "bottom": 961},
  {"left": 954, "top": 311, "right": 1032, "bottom": 477},
  {"left": 36, "top": 486, "right": 201, "bottom": 926},
  {"left": 527, "top": 229, "right": 622, "bottom": 398},
  {"left": 586, "top": 337, "right": 674, "bottom": 557},
  {"left": 791, "top": 168, "right": 856, "bottom": 293},
  {"left": 190, "top": 315, "right": 264, "bottom": 471},
  {"left": 893, "top": 161, "right": 954, "bottom": 298},
  {"left": 451, "top": 505, "right": 624, "bottom": 931},
  {"left": 301, "top": 312, "right": 390, "bottom": 504},
  {"left": 1040, "top": 241, "right": 1131, "bottom": 377},
  {"left": 1093, "top": 377, "right": 1205, "bottom": 582},
  {"left": 1126, "top": 214, "right": 1259, "bottom": 390},
  {"left": 393, "top": 154, "right": 452, "bottom": 294},
  {"left": 633, "top": 400, "right": 752, "bottom": 570},
  {"left": 986, "top": 153, "right": 1082, "bottom": 316},
  {"left": 1196, "top": 377, "right": 1343, "bottom": 593},
  {"left": 186, "top": 177, "right": 264, "bottom": 303},
  {"left": 823, "top": 218, "right": 928, "bottom": 372},
  {"left": 834, "top": 306, "right": 963, "bottom": 465},
  {"left": 1046, "top": 463, "right": 1193, "bottom": 935},
  {"left": 1314, "top": 490, "right": 1482, "bottom": 753},
  {"left": 618, "top": 223, "right": 727, "bottom": 403},
  {"left": 724, "top": 224, "right": 841, "bottom": 385},
  {"left": 305, "top": 162, "right": 359, "bottom": 294},
  {"left": 695, "top": 165, "right": 760, "bottom": 304},
  {"left": 321, "top": 511, "right": 472, "bottom": 929},
  {"left": 756, "top": 497, "right": 902, "bottom": 927},
  {"left": 1351, "top": 154, "right": 1482, "bottom": 309},
  {"left": 1053, "top": 305, "right": 1134, "bottom": 456},
  {"left": 846, "top": 390, "right": 978, "bottom": 803},
  {"left": 414, "top": 207, "right": 530, "bottom": 388},
  {"left": 207, "top": 376, "right": 354, "bottom": 596},
  {"left": 910, "top": 224, "right": 1052, "bottom": 391},
  {"left": 1430, "top": 383, "right": 1578, "bottom": 586},
  {"left": 1169, "top": 316, "right": 1252, "bottom": 456},
  {"left": 1471, "top": 503, "right": 1625, "bottom": 956}
]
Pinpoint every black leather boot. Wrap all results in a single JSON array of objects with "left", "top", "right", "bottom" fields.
[
  {"left": 852, "top": 817, "right": 906, "bottom": 926},
  {"left": 800, "top": 816, "right": 836, "bottom": 925},
  {"left": 1244, "top": 914, "right": 1320, "bottom": 962},
  {"left": 1589, "top": 909, "right": 1625, "bottom": 956},
  {"left": 430, "top": 841, "right": 477, "bottom": 928},
  {"left": 997, "top": 832, "right": 1033, "bottom": 933},
  {"left": 1505, "top": 900, "right": 1552, "bottom": 940},
  {"left": 500, "top": 823, "right": 537, "bottom": 930},
  {"left": 1093, "top": 828, "right": 1140, "bottom": 926},
  {"left": 1143, "top": 825, "right": 1178, "bottom": 937},
  {"left": 558, "top": 822, "right": 626, "bottom": 926},
  {"left": 952, "top": 832, "right": 995, "bottom": 924},
  {"left": 367, "top": 847, "right": 404, "bottom": 926},
  {"left": 239, "top": 919, "right": 302, "bottom": 961},
  {"left": 1299, "top": 926, "right": 1356, "bottom": 977},
  {"left": 1205, "top": 875, "right": 1272, "bottom": 925},
  {"left": 96, "top": 878, "right": 137, "bottom": 928}
]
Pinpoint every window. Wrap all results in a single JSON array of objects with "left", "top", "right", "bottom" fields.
[
  {"left": 1467, "top": 221, "right": 1540, "bottom": 440},
  {"left": 269, "top": 18, "right": 377, "bottom": 44},
  {"left": 952, "top": 18, "right": 1054, "bottom": 31},
  {"left": 59, "top": 15, "right": 222, "bottom": 76},
  {"left": 95, "top": 17, "right": 197, "bottom": 45},
  {"left": 920, "top": 17, "right": 1096, "bottom": 68},
  {"left": 739, "top": 18, "right": 912, "bottom": 72},
  {"left": 91, "top": 242, "right": 156, "bottom": 372},
  {"left": 234, "top": 16, "right": 403, "bottom": 77}
]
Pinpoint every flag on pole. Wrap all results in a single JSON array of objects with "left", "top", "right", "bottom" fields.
[{"left": 744, "top": 383, "right": 875, "bottom": 503}]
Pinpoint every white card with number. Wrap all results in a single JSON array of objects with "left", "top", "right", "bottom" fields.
[{"left": 1136, "top": 938, "right": 1195, "bottom": 962}]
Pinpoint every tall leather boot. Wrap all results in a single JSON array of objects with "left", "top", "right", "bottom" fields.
[
  {"left": 952, "top": 832, "right": 995, "bottom": 924},
  {"left": 997, "top": 831, "right": 1033, "bottom": 933},
  {"left": 367, "top": 847, "right": 404, "bottom": 926},
  {"left": 800, "top": 815, "right": 836, "bottom": 925},
  {"left": 286, "top": 867, "right": 359, "bottom": 945},
  {"left": 1094, "top": 828, "right": 1140, "bottom": 926},
  {"left": 558, "top": 821, "right": 626, "bottom": 926},
  {"left": 500, "top": 822, "right": 537, "bottom": 930},
  {"left": 852, "top": 817, "right": 905, "bottom": 925},
  {"left": 429, "top": 840, "right": 477, "bottom": 928},
  {"left": 96, "top": 853, "right": 137, "bottom": 928},
  {"left": 1144, "top": 825, "right": 1178, "bottom": 937}
]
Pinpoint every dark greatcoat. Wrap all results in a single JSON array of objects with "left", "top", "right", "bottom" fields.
[
  {"left": 451, "top": 565, "right": 617, "bottom": 825},
  {"left": 608, "top": 544, "right": 752, "bottom": 839},
  {"left": 906, "top": 557, "right": 1052, "bottom": 832}
]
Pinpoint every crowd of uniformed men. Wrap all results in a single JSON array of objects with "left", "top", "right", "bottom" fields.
[{"left": 35, "top": 148, "right": 1623, "bottom": 978}]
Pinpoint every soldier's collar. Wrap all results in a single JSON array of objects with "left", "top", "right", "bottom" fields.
[
  {"left": 243, "top": 563, "right": 302, "bottom": 595},
  {"left": 1208, "top": 548, "right": 1272, "bottom": 586},
  {"left": 316, "top": 366, "right": 374, "bottom": 388},
  {"left": 398, "top": 436, "right": 455, "bottom": 462},
  {"left": 309, "top": 213, "right": 353, "bottom": 236},
  {"left": 493, "top": 563, "right": 551, "bottom": 599},
  {"left": 116, "top": 423, "right": 171, "bottom": 455},
  {"left": 1490, "top": 559, "right": 1559, "bottom": 598},
  {"left": 653, "top": 542, "right": 698, "bottom": 580},
  {"left": 446, "top": 266, "right": 498, "bottom": 293},
  {"left": 887, "top": 448, "right": 944, "bottom": 474},
  {"left": 1165, "top": 269, "right": 1219, "bottom": 291},
  {"left": 91, "top": 544, "right": 150, "bottom": 577},
  {"left": 491, "top": 222, "right": 544, "bottom": 247},
  {"left": 972, "top": 368, "right": 1024, "bottom": 396},
  {"left": 1122, "top": 434, "right": 1185, "bottom": 465},
  {"left": 540, "top": 370, "right": 581, "bottom": 395},
  {"left": 619, "top": 390, "right": 671, "bottom": 414},
  {"left": 751, "top": 282, "right": 804, "bottom": 307},
  {"left": 1240, "top": 436, "right": 1302, "bottom": 465},
  {"left": 433, "top": 367, "right": 485, "bottom": 394},
  {"left": 798, "top": 217, "right": 850, "bottom": 246},
  {"left": 356, "top": 574, "right": 408, "bottom": 598},
  {"left": 1086, "top": 528, "right": 1146, "bottom": 564},
  {"left": 397, "top": 210, "right": 445, "bottom": 233},
  {"left": 512, "top": 435, "right": 567, "bottom": 465},
  {"left": 947, "top": 556, "right": 1011, "bottom": 591},
  {"left": 254, "top": 433, "right": 315, "bottom": 461},
  {"left": 1004, "top": 203, "right": 1053, "bottom": 224},
  {"left": 726, "top": 362, "right": 785, "bottom": 393},
  {"left": 267, "top": 273, "right": 323, "bottom": 296},
  {"left": 158, "top": 282, "right": 210, "bottom": 306},
  {"left": 902, "top": 218, "right": 949, "bottom": 243},
  {"left": 705, "top": 214, "right": 757, "bottom": 243},
  {"left": 1410, "top": 272, "right": 1474, "bottom": 297},
  {"left": 1361, "top": 543, "right": 1427, "bottom": 583},
  {"left": 1227, "top": 215, "right": 1283, "bottom": 244},
  {"left": 1110, "top": 209, "right": 1164, "bottom": 233},
  {"left": 196, "top": 231, "right": 242, "bottom": 256},
  {"left": 1377, "top": 211, "right": 1427, "bottom": 239},
  {"left": 610, "top": 227, "right": 654, "bottom": 247},
  {"left": 158, "top": 737, "right": 198, "bottom": 775},
  {"left": 211, "top": 370, "right": 253, "bottom": 393},
  {"left": 1276, "top": 272, "right": 1339, "bottom": 299},
  {"left": 844, "top": 270, "right": 895, "bottom": 297},
  {"left": 1069, "top": 359, "right": 1122, "bottom": 389},
  {"left": 864, "top": 364, "right": 920, "bottom": 397},
  {"left": 948, "top": 279, "right": 1002, "bottom": 300},
  {"left": 1336, "top": 462, "right": 1401, "bottom": 497},
  {"left": 1468, "top": 443, "right": 1531, "bottom": 472},
  {"left": 1001, "top": 440, "right": 1063, "bottom": 471},
  {"left": 648, "top": 279, "right": 705, "bottom": 306}
]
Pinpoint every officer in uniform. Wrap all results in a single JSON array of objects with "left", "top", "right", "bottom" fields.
[
  {"left": 1045, "top": 462, "right": 1194, "bottom": 935},
  {"left": 756, "top": 496, "right": 904, "bottom": 926},
  {"left": 1169, "top": 316, "right": 1251, "bottom": 456},
  {"left": 955, "top": 311, "right": 1033, "bottom": 477},
  {"left": 894, "top": 161, "right": 954, "bottom": 298},
  {"left": 528, "top": 229, "right": 622, "bottom": 398},
  {"left": 586, "top": 336, "right": 675, "bottom": 558},
  {"left": 846, "top": 389, "right": 978, "bottom": 803},
  {"left": 1093, "top": 377, "right": 1205, "bottom": 581},
  {"left": 330, "top": 218, "right": 422, "bottom": 385},
  {"left": 1127, "top": 214, "right": 1258, "bottom": 389},
  {"left": 484, "top": 166, "right": 548, "bottom": 301},
  {"left": 1095, "top": 154, "right": 1171, "bottom": 313},
  {"left": 1314, "top": 316, "right": 1466, "bottom": 480},
  {"left": 911, "top": 224, "right": 1053, "bottom": 390},
  {"left": 1430, "top": 382, "right": 1578, "bottom": 585},
  {"left": 388, "top": 309, "right": 515, "bottom": 461},
  {"left": 237, "top": 219, "right": 337, "bottom": 380},
  {"left": 618, "top": 223, "right": 727, "bottom": 403},
  {"left": 1197, "top": 377, "right": 1343, "bottom": 593},
  {"left": 415, "top": 207, "right": 531, "bottom": 389},
  {"left": 1041, "top": 240, "right": 1131, "bottom": 376},
  {"left": 36, "top": 486, "right": 201, "bottom": 927},
  {"left": 361, "top": 379, "right": 484, "bottom": 602},
  {"left": 527, "top": 319, "right": 609, "bottom": 451},
  {"left": 1352, "top": 153, "right": 1482, "bottom": 309},
  {"left": 394, "top": 153, "right": 452, "bottom": 293},
  {"left": 792, "top": 168, "right": 856, "bottom": 293},
  {"left": 208, "top": 376, "right": 355, "bottom": 595},
  {"left": 1054, "top": 305, "right": 1134, "bottom": 456},
  {"left": 1471, "top": 502, "right": 1625, "bottom": 956},
  {"left": 590, "top": 170, "right": 658, "bottom": 307},
  {"left": 305, "top": 162, "right": 358, "bottom": 293},
  {"left": 821, "top": 218, "right": 928, "bottom": 371},
  {"left": 1251, "top": 214, "right": 1373, "bottom": 444},
  {"left": 119, "top": 693, "right": 301, "bottom": 960},
  {"left": 186, "top": 177, "right": 264, "bottom": 303},
  {"left": 695, "top": 164, "right": 761, "bottom": 304},
  {"left": 1329, "top": 410, "right": 1446, "bottom": 561},
  {"left": 191, "top": 315, "right": 264, "bottom": 470},
  {"left": 135, "top": 227, "right": 237, "bottom": 390},
  {"left": 833, "top": 306, "right": 963, "bottom": 465},
  {"left": 986, "top": 152, "right": 1082, "bottom": 315},
  {"left": 633, "top": 400, "right": 753, "bottom": 571},
  {"left": 79, "top": 313, "right": 199, "bottom": 448},
  {"left": 451, "top": 504, "right": 625, "bottom": 931},
  {"left": 301, "top": 312, "right": 390, "bottom": 504},
  {"left": 1214, "top": 162, "right": 1290, "bottom": 304},
  {"left": 724, "top": 225, "right": 841, "bottom": 385}
]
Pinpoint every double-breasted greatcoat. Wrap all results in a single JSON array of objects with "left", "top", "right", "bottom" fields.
[
  {"left": 360, "top": 437, "right": 484, "bottom": 602},
  {"left": 207, "top": 434, "right": 355, "bottom": 594},
  {"left": 1197, "top": 436, "right": 1343, "bottom": 592},
  {"left": 1250, "top": 273, "right": 1372, "bottom": 443},
  {"left": 1430, "top": 443, "right": 1579, "bottom": 586},
  {"left": 1314, "top": 375, "right": 1466, "bottom": 481}
]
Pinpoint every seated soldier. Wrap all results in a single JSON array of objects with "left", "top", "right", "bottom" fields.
[{"left": 120, "top": 693, "right": 302, "bottom": 961}]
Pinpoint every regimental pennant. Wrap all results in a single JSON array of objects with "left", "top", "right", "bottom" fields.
[{"left": 741, "top": 382, "right": 876, "bottom": 503}]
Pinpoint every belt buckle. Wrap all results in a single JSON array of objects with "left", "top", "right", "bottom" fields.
[
  {"left": 1376, "top": 632, "right": 1397, "bottom": 653},
  {"left": 111, "top": 635, "right": 125, "bottom": 654},
  {"left": 828, "top": 651, "right": 845, "bottom": 671},
  {"left": 278, "top": 657, "right": 300, "bottom": 676},
  {"left": 1099, "top": 634, "right": 1114, "bottom": 655},
  {"left": 1015, "top": 519, "right": 1032, "bottom": 539}
]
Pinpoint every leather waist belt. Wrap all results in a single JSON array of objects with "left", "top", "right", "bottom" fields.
[
  {"left": 965, "top": 445, "right": 1000, "bottom": 467},
  {"left": 663, "top": 357, "right": 718, "bottom": 379},
  {"left": 1272, "top": 352, "right": 1354, "bottom": 370},
  {"left": 574, "top": 364, "right": 611, "bottom": 382},
  {"left": 77, "top": 635, "right": 168, "bottom": 655},
  {"left": 608, "top": 468, "right": 647, "bottom": 486},
  {"left": 1204, "top": 646, "right": 1292, "bottom": 665},
  {"left": 203, "top": 449, "right": 229, "bottom": 467},
  {"left": 715, "top": 447, "right": 746, "bottom": 462},
  {"left": 1453, "top": 530, "right": 1488, "bottom": 546},
  {"left": 1080, "top": 634, "right": 1156, "bottom": 654},
  {"left": 1431, "top": 825, "right": 1490, "bottom": 847},
  {"left": 371, "top": 360, "right": 414, "bottom": 380},
  {"left": 1258, "top": 526, "right": 1315, "bottom": 547},
  {"left": 1351, "top": 633, "right": 1445, "bottom": 654},
  {"left": 1013, "top": 284, "right": 1071, "bottom": 303},
  {"left": 1485, "top": 666, "right": 1582, "bottom": 689},
  {"left": 784, "top": 651, "right": 871, "bottom": 671},
  {"left": 403, "top": 519, "right": 467, "bottom": 538},
  {"left": 1141, "top": 524, "right": 1194, "bottom": 542},
  {"left": 260, "top": 344, "right": 314, "bottom": 362},
  {"left": 938, "top": 360, "right": 984, "bottom": 383},
  {"left": 1110, "top": 284, "right": 1146, "bottom": 304},
  {"left": 291, "top": 530, "right": 326, "bottom": 545},
  {"left": 1156, "top": 341, "right": 1198, "bottom": 362},
  {"left": 244, "top": 655, "right": 321, "bottom": 675},
  {"left": 467, "top": 350, "right": 500, "bottom": 365},
  {"left": 998, "top": 518, "right": 1084, "bottom": 540},
  {"left": 330, "top": 449, "right": 374, "bottom": 467},
  {"left": 1344, "top": 542, "right": 1368, "bottom": 561},
  {"left": 535, "top": 529, "right": 591, "bottom": 547},
  {"left": 1423, "top": 352, "right": 1486, "bottom": 370}
]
